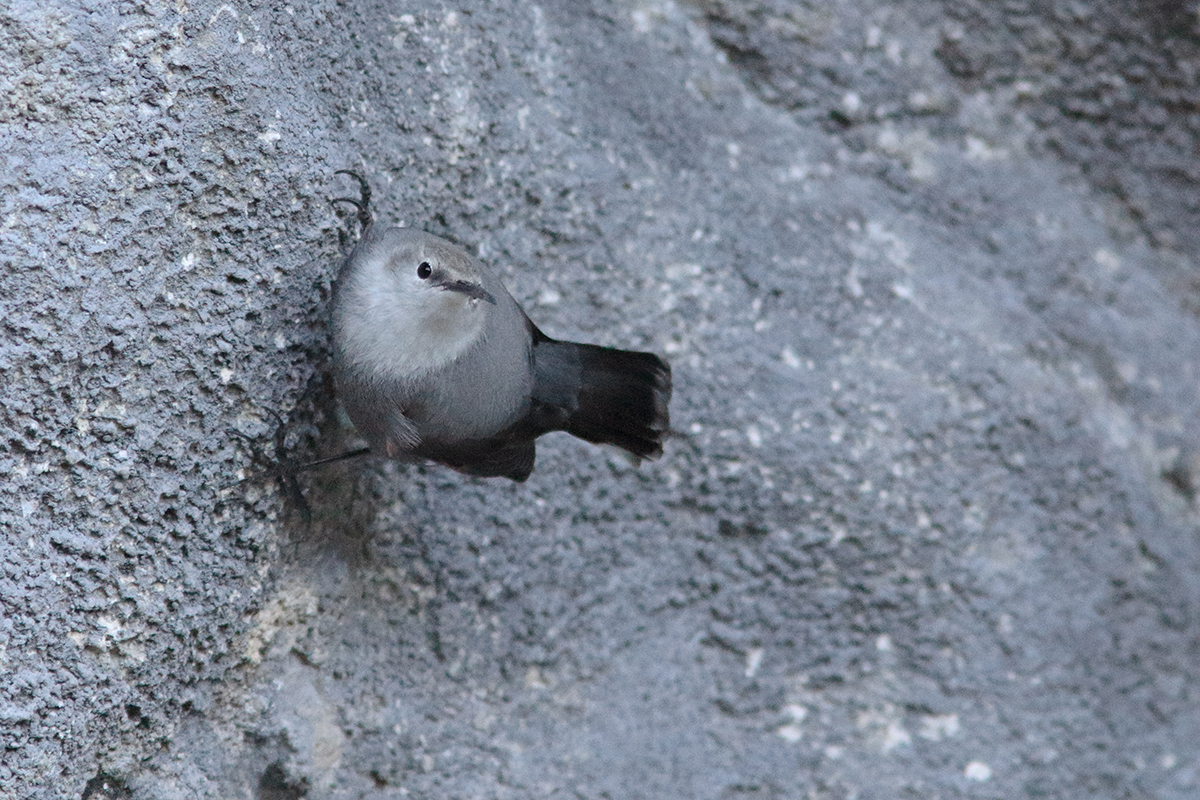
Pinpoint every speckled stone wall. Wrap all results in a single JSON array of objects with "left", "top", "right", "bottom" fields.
[{"left": 3, "top": 1, "right": 1199, "bottom": 798}]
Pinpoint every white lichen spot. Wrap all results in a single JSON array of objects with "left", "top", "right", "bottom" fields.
[
  {"left": 665, "top": 262, "right": 703, "bottom": 280},
  {"left": 443, "top": 10, "right": 459, "bottom": 26},
  {"left": 537, "top": 287, "right": 561, "bottom": 305},
  {"left": 744, "top": 647, "right": 764, "bottom": 677},
  {"left": 777, "top": 725, "right": 803, "bottom": 744},
  {"left": 525, "top": 667, "right": 548, "bottom": 688},
  {"left": 786, "top": 163, "right": 809, "bottom": 182},
  {"left": 964, "top": 761, "right": 992, "bottom": 782},
  {"left": 746, "top": 425, "right": 762, "bottom": 447},
  {"left": 242, "top": 583, "right": 319, "bottom": 665},
  {"left": 121, "top": 639, "right": 146, "bottom": 663},
  {"left": 844, "top": 267, "right": 864, "bottom": 298},
  {"left": 866, "top": 220, "right": 911, "bottom": 267},
  {"left": 97, "top": 615, "right": 124, "bottom": 638},
  {"left": 875, "top": 634, "right": 892, "bottom": 652},
  {"left": 275, "top": 333, "right": 288, "bottom": 350},
  {"left": 919, "top": 713, "right": 960, "bottom": 741},
  {"left": 219, "top": 368, "right": 234, "bottom": 384},
  {"left": 892, "top": 282, "right": 913, "bottom": 300},
  {"left": 780, "top": 346, "right": 802, "bottom": 368},
  {"left": 965, "top": 136, "right": 1005, "bottom": 161},
  {"left": 1094, "top": 248, "right": 1121, "bottom": 271},
  {"left": 257, "top": 128, "right": 281, "bottom": 145},
  {"left": 858, "top": 706, "right": 910, "bottom": 752},
  {"left": 777, "top": 705, "right": 807, "bottom": 743},
  {"left": 882, "top": 720, "right": 911, "bottom": 751},
  {"left": 473, "top": 710, "right": 496, "bottom": 732}
]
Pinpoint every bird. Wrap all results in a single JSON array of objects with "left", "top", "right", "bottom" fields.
[{"left": 329, "top": 191, "right": 671, "bottom": 482}]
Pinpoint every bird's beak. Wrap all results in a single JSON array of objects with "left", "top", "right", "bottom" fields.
[{"left": 440, "top": 279, "right": 496, "bottom": 305}]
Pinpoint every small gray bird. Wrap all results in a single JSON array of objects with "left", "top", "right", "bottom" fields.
[{"left": 331, "top": 225, "right": 671, "bottom": 481}]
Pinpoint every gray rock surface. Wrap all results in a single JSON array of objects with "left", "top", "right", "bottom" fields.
[{"left": 3, "top": 0, "right": 1199, "bottom": 797}]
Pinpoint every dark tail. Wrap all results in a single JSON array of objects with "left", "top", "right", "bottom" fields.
[{"left": 530, "top": 332, "right": 672, "bottom": 460}]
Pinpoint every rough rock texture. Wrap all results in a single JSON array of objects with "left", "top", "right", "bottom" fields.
[{"left": 3, "top": 0, "right": 1199, "bottom": 797}]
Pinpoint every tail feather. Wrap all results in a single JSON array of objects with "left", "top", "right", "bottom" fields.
[
  {"left": 531, "top": 336, "right": 671, "bottom": 460},
  {"left": 566, "top": 345, "right": 670, "bottom": 458}
]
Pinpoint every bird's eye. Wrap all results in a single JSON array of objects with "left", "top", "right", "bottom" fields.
[{"left": 417, "top": 262, "right": 432, "bottom": 279}]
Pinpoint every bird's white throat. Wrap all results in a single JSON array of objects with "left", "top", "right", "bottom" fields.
[{"left": 337, "top": 257, "right": 487, "bottom": 382}]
